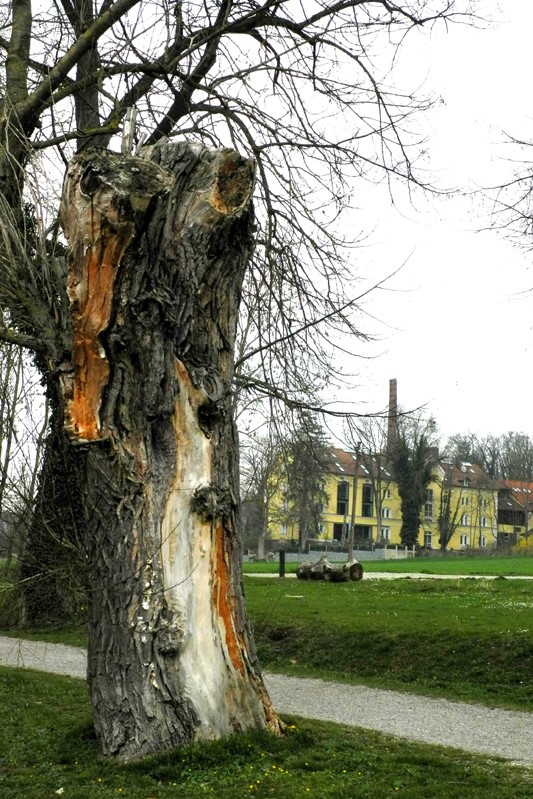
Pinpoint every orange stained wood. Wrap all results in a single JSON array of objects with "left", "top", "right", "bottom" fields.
[
  {"left": 66, "top": 223, "right": 134, "bottom": 441},
  {"left": 211, "top": 523, "right": 281, "bottom": 731},
  {"left": 208, "top": 153, "right": 254, "bottom": 216},
  {"left": 212, "top": 522, "right": 245, "bottom": 676}
]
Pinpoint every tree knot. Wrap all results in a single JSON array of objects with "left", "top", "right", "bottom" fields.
[{"left": 191, "top": 484, "right": 234, "bottom": 520}]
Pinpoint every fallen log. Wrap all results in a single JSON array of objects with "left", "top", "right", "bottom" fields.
[{"left": 296, "top": 555, "right": 364, "bottom": 582}]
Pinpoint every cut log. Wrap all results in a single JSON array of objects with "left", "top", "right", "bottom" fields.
[{"left": 296, "top": 554, "right": 364, "bottom": 582}]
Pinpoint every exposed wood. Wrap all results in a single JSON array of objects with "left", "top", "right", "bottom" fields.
[
  {"left": 121, "top": 108, "right": 137, "bottom": 155},
  {"left": 297, "top": 555, "right": 364, "bottom": 582},
  {"left": 60, "top": 151, "right": 173, "bottom": 441}
]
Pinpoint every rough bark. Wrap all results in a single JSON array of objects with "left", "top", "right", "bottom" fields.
[
  {"left": 297, "top": 555, "right": 364, "bottom": 582},
  {"left": 58, "top": 142, "right": 282, "bottom": 760}
]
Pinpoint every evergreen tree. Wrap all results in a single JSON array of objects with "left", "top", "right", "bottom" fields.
[{"left": 393, "top": 419, "right": 438, "bottom": 548}]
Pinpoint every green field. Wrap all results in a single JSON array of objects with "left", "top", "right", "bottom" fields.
[
  {"left": 2, "top": 565, "right": 533, "bottom": 796},
  {"left": 362, "top": 556, "right": 533, "bottom": 576},
  {"left": 243, "top": 554, "right": 533, "bottom": 577},
  {"left": 2, "top": 557, "right": 533, "bottom": 711},
  {"left": 245, "top": 576, "right": 533, "bottom": 711},
  {"left": 1, "top": 667, "right": 531, "bottom": 799}
]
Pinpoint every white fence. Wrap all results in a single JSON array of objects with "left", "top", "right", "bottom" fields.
[{"left": 244, "top": 545, "right": 416, "bottom": 563}]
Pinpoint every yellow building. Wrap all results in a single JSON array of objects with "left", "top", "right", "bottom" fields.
[
  {"left": 495, "top": 479, "right": 531, "bottom": 546},
  {"left": 268, "top": 448, "right": 502, "bottom": 551},
  {"left": 321, "top": 448, "right": 402, "bottom": 546},
  {"left": 427, "top": 462, "right": 499, "bottom": 551}
]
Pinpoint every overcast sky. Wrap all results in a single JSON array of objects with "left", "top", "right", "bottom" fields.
[{"left": 336, "top": 0, "right": 533, "bottom": 444}]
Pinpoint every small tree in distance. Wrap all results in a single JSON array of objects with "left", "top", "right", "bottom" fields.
[
  {"left": 283, "top": 413, "right": 329, "bottom": 551},
  {"left": 344, "top": 414, "right": 393, "bottom": 546},
  {"left": 240, "top": 431, "right": 285, "bottom": 559},
  {"left": 437, "top": 467, "right": 464, "bottom": 551}
]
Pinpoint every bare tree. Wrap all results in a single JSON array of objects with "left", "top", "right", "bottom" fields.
[
  {"left": 0, "top": 340, "right": 25, "bottom": 573},
  {"left": 0, "top": 0, "right": 477, "bottom": 761},
  {"left": 437, "top": 464, "right": 465, "bottom": 551},
  {"left": 444, "top": 432, "right": 501, "bottom": 478},
  {"left": 487, "top": 131, "right": 533, "bottom": 247},
  {"left": 444, "top": 431, "right": 533, "bottom": 481},
  {"left": 282, "top": 411, "right": 329, "bottom": 550},
  {"left": 344, "top": 414, "right": 393, "bottom": 546},
  {"left": 0, "top": 334, "right": 49, "bottom": 579},
  {"left": 498, "top": 432, "right": 533, "bottom": 481},
  {"left": 240, "top": 430, "right": 285, "bottom": 559}
]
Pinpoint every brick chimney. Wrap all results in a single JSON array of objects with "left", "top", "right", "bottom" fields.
[{"left": 387, "top": 378, "right": 398, "bottom": 453}]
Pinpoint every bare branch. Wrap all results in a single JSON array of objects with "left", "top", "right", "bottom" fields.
[{"left": 0, "top": 325, "right": 48, "bottom": 353}]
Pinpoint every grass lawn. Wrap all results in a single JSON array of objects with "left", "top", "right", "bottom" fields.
[
  {"left": 2, "top": 562, "right": 533, "bottom": 710},
  {"left": 243, "top": 555, "right": 533, "bottom": 576},
  {"left": 245, "top": 577, "right": 533, "bottom": 711},
  {"left": 1, "top": 667, "right": 532, "bottom": 799},
  {"left": 361, "top": 556, "right": 533, "bottom": 576}
]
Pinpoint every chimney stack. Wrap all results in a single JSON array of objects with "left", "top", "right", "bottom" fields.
[{"left": 387, "top": 378, "right": 398, "bottom": 452}]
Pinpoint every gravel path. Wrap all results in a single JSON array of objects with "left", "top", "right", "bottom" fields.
[
  {"left": 0, "top": 635, "right": 87, "bottom": 679},
  {"left": 265, "top": 673, "right": 533, "bottom": 767},
  {"left": 1, "top": 634, "right": 532, "bottom": 767}
]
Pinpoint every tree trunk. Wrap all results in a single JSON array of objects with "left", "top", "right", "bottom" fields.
[{"left": 58, "top": 143, "right": 282, "bottom": 760}]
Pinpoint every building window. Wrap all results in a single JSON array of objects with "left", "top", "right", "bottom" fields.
[
  {"left": 362, "top": 484, "right": 373, "bottom": 517},
  {"left": 461, "top": 496, "right": 470, "bottom": 506},
  {"left": 460, "top": 478, "right": 470, "bottom": 487},
  {"left": 333, "top": 522, "right": 345, "bottom": 541},
  {"left": 460, "top": 534, "right": 470, "bottom": 548},
  {"left": 355, "top": 525, "right": 373, "bottom": 540},
  {"left": 461, "top": 513, "right": 470, "bottom": 526},
  {"left": 382, "top": 507, "right": 391, "bottom": 519},
  {"left": 424, "top": 532, "right": 433, "bottom": 549},
  {"left": 280, "top": 523, "right": 287, "bottom": 537},
  {"left": 482, "top": 498, "right": 488, "bottom": 509},
  {"left": 382, "top": 488, "right": 392, "bottom": 500},
  {"left": 480, "top": 535, "right": 487, "bottom": 547},
  {"left": 381, "top": 527, "right": 391, "bottom": 541},
  {"left": 480, "top": 516, "right": 487, "bottom": 528},
  {"left": 337, "top": 481, "right": 349, "bottom": 516},
  {"left": 425, "top": 489, "right": 434, "bottom": 519}
]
